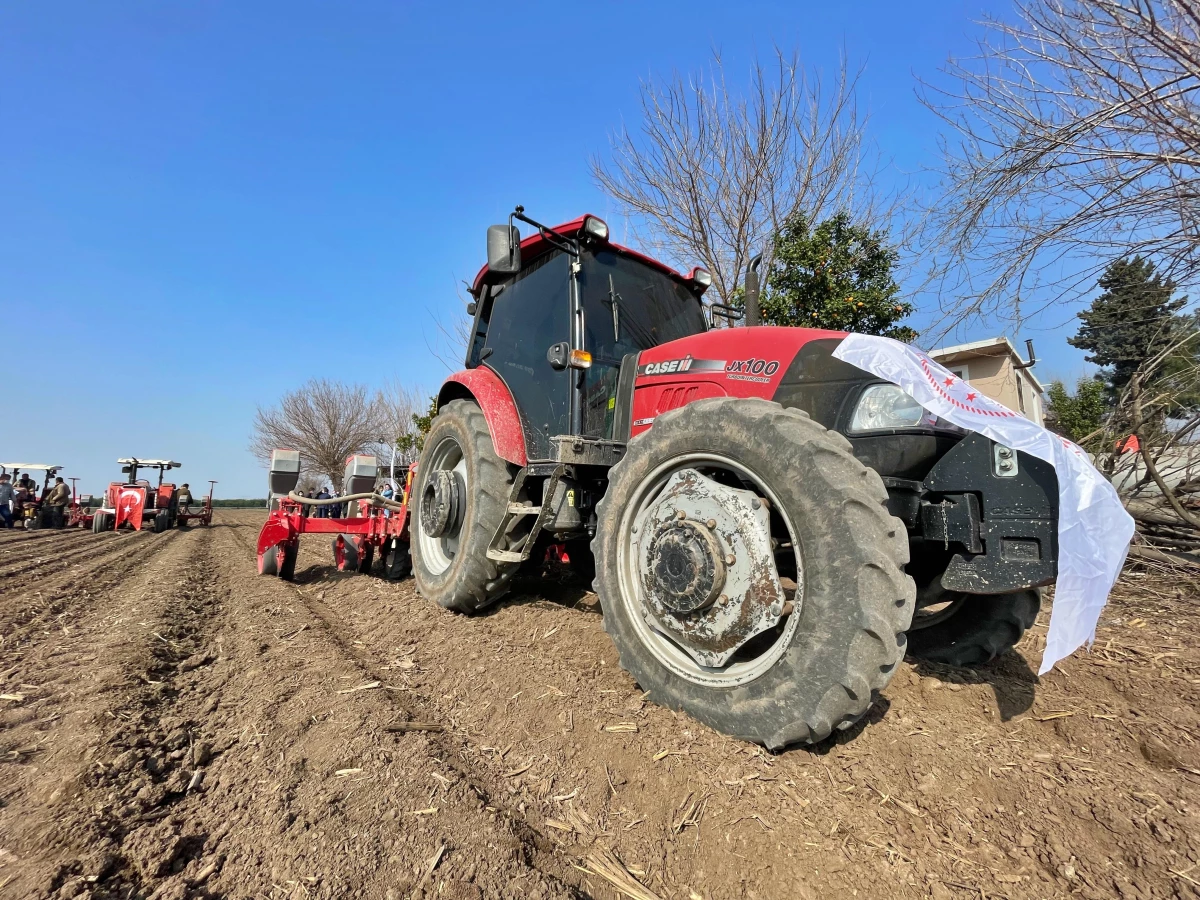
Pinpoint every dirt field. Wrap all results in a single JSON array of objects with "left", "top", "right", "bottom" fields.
[{"left": 1, "top": 511, "right": 1198, "bottom": 900}]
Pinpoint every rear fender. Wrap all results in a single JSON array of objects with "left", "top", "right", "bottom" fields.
[{"left": 439, "top": 368, "right": 528, "bottom": 466}]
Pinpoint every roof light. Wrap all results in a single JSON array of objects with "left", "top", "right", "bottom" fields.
[
  {"left": 582, "top": 216, "right": 609, "bottom": 241},
  {"left": 687, "top": 267, "right": 712, "bottom": 293},
  {"left": 569, "top": 349, "right": 593, "bottom": 369}
]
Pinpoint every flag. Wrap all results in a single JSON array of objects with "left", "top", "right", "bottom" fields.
[{"left": 833, "top": 333, "right": 1134, "bottom": 674}]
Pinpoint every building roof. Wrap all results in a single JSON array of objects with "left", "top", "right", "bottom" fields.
[{"left": 929, "top": 336, "right": 1045, "bottom": 393}]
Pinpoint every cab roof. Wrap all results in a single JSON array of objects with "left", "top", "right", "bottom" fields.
[
  {"left": 118, "top": 458, "right": 181, "bottom": 468},
  {"left": 1, "top": 463, "right": 63, "bottom": 471},
  {"left": 470, "top": 214, "right": 693, "bottom": 295}
]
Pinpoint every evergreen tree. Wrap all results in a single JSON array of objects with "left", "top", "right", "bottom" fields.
[
  {"left": 759, "top": 212, "right": 916, "bottom": 341},
  {"left": 395, "top": 395, "right": 439, "bottom": 458},
  {"left": 1068, "top": 257, "right": 1186, "bottom": 391},
  {"left": 1045, "top": 378, "right": 1108, "bottom": 447}
]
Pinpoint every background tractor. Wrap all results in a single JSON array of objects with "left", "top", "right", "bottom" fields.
[
  {"left": 92, "top": 458, "right": 183, "bottom": 533},
  {"left": 0, "top": 463, "right": 64, "bottom": 529}
]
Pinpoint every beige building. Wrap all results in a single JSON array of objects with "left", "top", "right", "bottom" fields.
[{"left": 928, "top": 337, "right": 1045, "bottom": 425}]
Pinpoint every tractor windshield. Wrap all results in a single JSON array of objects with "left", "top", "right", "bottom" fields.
[
  {"left": 578, "top": 249, "right": 707, "bottom": 439},
  {"left": 580, "top": 249, "right": 707, "bottom": 356}
]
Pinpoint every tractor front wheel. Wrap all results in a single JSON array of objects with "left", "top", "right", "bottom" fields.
[
  {"left": 905, "top": 580, "right": 1040, "bottom": 667},
  {"left": 153, "top": 511, "right": 170, "bottom": 533},
  {"left": 593, "top": 398, "right": 915, "bottom": 749},
  {"left": 92, "top": 511, "right": 111, "bottom": 534},
  {"left": 411, "top": 399, "right": 518, "bottom": 613}
]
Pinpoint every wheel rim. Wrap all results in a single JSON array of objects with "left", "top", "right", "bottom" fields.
[
  {"left": 909, "top": 591, "right": 967, "bottom": 630},
  {"left": 416, "top": 435, "right": 469, "bottom": 576},
  {"left": 615, "top": 452, "right": 803, "bottom": 688}
]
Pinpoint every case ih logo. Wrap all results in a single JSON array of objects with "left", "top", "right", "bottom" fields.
[
  {"left": 637, "top": 355, "right": 726, "bottom": 377},
  {"left": 725, "top": 358, "right": 780, "bottom": 383}
]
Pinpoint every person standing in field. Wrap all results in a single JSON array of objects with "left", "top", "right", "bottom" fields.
[
  {"left": 0, "top": 474, "right": 14, "bottom": 528},
  {"left": 45, "top": 477, "right": 71, "bottom": 528}
]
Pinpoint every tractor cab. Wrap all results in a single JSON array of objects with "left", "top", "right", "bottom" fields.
[
  {"left": 466, "top": 209, "right": 713, "bottom": 460},
  {"left": 1, "top": 463, "right": 64, "bottom": 528}
]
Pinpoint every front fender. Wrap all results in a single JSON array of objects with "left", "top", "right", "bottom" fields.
[{"left": 439, "top": 367, "right": 528, "bottom": 466}]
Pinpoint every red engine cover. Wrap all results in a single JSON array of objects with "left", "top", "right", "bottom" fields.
[{"left": 630, "top": 326, "right": 846, "bottom": 437}]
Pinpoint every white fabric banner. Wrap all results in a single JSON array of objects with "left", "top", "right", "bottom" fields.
[{"left": 832, "top": 333, "right": 1134, "bottom": 674}]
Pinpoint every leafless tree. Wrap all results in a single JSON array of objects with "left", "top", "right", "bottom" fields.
[
  {"left": 592, "top": 48, "right": 887, "bottom": 307},
  {"left": 923, "top": 0, "right": 1200, "bottom": 331},
  {"left": 250, "top": 379, "right": 383, "bottom": 491},
  {"left": 368, "top": 379, "right": 429, "bottom": 471}
]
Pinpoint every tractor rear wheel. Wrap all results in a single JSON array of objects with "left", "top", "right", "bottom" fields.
[
  {"left": 383, "top": 539, "right": 412, "bottom": 581},
  {"left": 905, "top": 581, "right": 1040, "bottom": 667},
  {"left": 593, "top": 397, "right": 915, "bottom": 749},
  {"left": 412, "top": 399, "right": 518, "bottom": 613}
]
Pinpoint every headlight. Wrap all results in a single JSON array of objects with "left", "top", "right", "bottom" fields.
[{"left": 849, "top": 385, "right": 931, "bottom": 433}]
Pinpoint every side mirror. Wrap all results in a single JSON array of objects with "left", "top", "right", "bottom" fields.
[
  {"left": 487, "top": 224, "right": 521, "bottom": 274},
  {"left": 121, "top": 466, "right": 132, "bottom": 474}
]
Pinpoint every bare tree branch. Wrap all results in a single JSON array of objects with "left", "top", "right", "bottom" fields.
[
  {"left": 922, "top": 0, "right": 1200, "bottom": 330},
  {"left": 249, "top": 379, "right": 384, "bottom": 491},
  {"left": 592, "top": 48, "right": 894, "bottom": 308}
]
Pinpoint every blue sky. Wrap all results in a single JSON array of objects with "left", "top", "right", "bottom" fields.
[{"left": 1, "top": 0, "right": 1093, "bottom": 496}]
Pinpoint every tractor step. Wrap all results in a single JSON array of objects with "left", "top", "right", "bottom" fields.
[{"left": 487, "top": 465, "right": 566, "bottom": 565}]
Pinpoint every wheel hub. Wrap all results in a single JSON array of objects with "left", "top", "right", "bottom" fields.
[
  {"left": 645, "top": 520, "right": 727, "bottom": 614},
  {"left": 633, "top": 468, "right": 789, "bottom": 668},
  {"left": 420, "top": 470, "right": 462, "bottom": 538}
]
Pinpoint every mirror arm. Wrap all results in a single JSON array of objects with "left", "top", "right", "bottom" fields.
[{"left": 512, "top": 207, "right": 579, "bottom": 257}]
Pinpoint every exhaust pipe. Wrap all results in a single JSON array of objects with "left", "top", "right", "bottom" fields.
[
  {"left": 1014, "top": 339, "right": 1037, "bottom": 370},
  {"left": 744, "top": 254, "right": 763, "bottom": 327}
]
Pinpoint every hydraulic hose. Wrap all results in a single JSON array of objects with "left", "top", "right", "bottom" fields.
[{"left": 286, "top": 490, "right": 406, "bottom": 512}]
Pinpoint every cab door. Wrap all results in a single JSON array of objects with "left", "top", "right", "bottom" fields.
[{"left": 479, "top": 250, "right": 572, "bottom": 461}]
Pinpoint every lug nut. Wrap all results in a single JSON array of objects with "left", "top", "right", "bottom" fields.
[
  {"left": 706, "top": 518, "right": 717, "bottom": 530},
  {"left": 725, "top": 554, "right": 736, "bottom": 565},
  {"left": 718, "top": 594, "right": 729, "bottom": 606},
  {"left": 676, "top": 510, "right": 687, "bottom": 520}
]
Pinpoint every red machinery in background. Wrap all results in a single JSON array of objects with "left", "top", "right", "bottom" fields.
[
  {"left": 176, "top": 481, "right": 218, "bottom": 527},
  {"left": 256, "top": 450, "right": 413, "bottom": 581},
  {"left": 92, "top": 458, "right": 182, "bottom": 533},
  {"left": 0, "top": 463, "right": 64, "bottom": 529}
]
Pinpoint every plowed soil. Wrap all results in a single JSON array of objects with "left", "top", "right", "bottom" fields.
[{"left": 2, "top": 511, "right": 1198, "bottom": 900}]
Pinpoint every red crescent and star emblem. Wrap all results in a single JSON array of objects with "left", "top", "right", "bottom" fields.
[{"left": 921, "top": 359, "right": 1016, "bottom": 419}]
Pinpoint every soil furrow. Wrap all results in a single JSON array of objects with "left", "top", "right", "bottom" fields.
[{"left": 2, "top": 510, "right": 1197, "bottom": 900}]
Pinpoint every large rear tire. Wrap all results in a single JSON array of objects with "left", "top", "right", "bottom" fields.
[
  {"left": 411, "top": 399, "right": 519, "bottom": 613},
  {"left": 383, "top": 539, "right": 412, "bottom": 581},
  {"left": 153, "top": 510, "right": 170, "bottom": 534},
  {"left": 593, "top": 398, "right": 915, "bottom": 749},
  {"left": 906, "top": 583, "right": 1040, "bottom": 667}
]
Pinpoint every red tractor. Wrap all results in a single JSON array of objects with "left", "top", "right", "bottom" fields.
[
  {"left": 0, "top": 463, "right": 65, "bottom": 528},
  {"left": 92, "top": 458, "right": 183, "bottom": 533},
  {"left": 260, "top": 208, "right": 1059, "bottom": 748}
]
